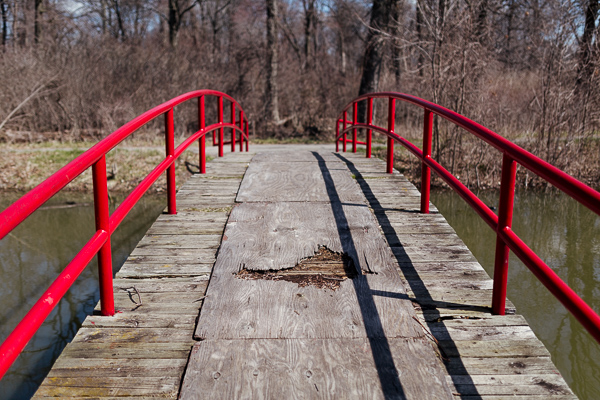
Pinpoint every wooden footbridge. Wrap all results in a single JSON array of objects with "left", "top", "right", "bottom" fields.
[{"left": 2, "top": 90, "right": 599, "bottom": 398}]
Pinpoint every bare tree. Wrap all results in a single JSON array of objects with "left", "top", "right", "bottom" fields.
[{"left": 265, "top": 0, "right": 280, "bottom": 125}]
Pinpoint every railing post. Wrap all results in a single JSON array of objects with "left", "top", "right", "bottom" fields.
[
  {"left": 245, "top": 120, "right": 249, "bottom": 152},
  {"left": 421, "top": 110, "right": 433, "bottom": 213},
  {"left": 218, "top": 96, "right": 224, "bottom": 157},
  {"left": 387, "top": 97, "right": 395, "bottom": 174},
  {"left": 336, "top": 119, "right": 340, "bottom": 152},
  {"left": 352, "top": 102, "right": 358, "bottom": 153},
  {"left": 492, "top": 154, "right": 517, "bottom": 315},
  {"left": 343, "top": 111, "right": 347, "bottom": 152},
  {"left": 239, "top": 111, "right": 244, "bottom": 152},
  {"left": 199, "top": 96, "right": 206, "bottom": 174},
  {"left": 165, "top": 108, "right": 176, "bottom": 214},
  {"left": 92, "top": 155, "right": 114, "bottom": 316},
  {"left": 367, "top": 97, "right": 373, "bottom": 158},
  {"left": 231, "top": 102, "right": 236, "bottom": 152}
]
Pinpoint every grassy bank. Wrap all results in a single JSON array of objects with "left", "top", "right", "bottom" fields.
[{"left": 0, "top": 139, "right": 210, "bottom": 193}]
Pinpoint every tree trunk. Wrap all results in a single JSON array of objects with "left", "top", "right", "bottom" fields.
[
  {"left": 1, "top": 0, "right": 7, "bottom": 48},
  {"left": 358, "top": 0, "right": 393, "bottom": 120},
  {"left": 416, "top": 0, "right": 424, "bottom": 77},
  {"left": 34, "top": 0, "right": 42, "bottom": 44},
  {"left": 304, "top": 0, "right": 316, "bottom": 69},
  {"left": 390, "top": 0, "right": 401, "bottom": 87},
  {"left": 577, "top": 0, "right": 599, "bottom": 85},
  {"left": 265, "top": 0, "right": 280, "bottom": 125},
  {"left": 169, "top": 0, "right": 179, "bottom": 47},
  {"left": 113, "top": 0, "right": 127, "bottom": 40}
]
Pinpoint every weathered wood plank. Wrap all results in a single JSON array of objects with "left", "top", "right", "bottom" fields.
[
  {"left": 180, "top": 338, "right": 454, "bottom": 400},
  {"left": 34, "top": 377, "right": 180, "bottom": 397},
  {"left": 236, "top": 161, "right": 365, "bottom": 203},
  {"left": 195, "top": 202, "right": 423, "bottom": 340}
]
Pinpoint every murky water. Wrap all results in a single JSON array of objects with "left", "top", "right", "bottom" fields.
[
  {"left": 0, "top": 192, "right": 165, "bottom": 399},
  {"left": 431, "top": 189, "right": 600, "bottom": 400}
]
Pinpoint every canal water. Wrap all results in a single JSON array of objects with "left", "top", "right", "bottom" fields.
[
  {"left": 0, "top": 193, "right": 165, "bottom": 399},
  {"left": 431, "top": 189, "right": 600, "bottom": 400}
]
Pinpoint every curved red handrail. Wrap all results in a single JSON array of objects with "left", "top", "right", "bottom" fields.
[
  {"left": 335, "top": 92, "right": 600, "bottom": 344},
  {"left": 0, "top": 90, "right": 250, "bottom": 380}
]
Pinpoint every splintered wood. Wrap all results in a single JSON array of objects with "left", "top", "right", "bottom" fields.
[{"left": 236, "top": 246, "right": 358, "bottom": 290}]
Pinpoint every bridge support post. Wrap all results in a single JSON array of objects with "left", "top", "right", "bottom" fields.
[
  {"left": 239, "top": 112, "right": 244, "bottom": 152},
  {"left": 199, "top": 96, "right": 206, "bottom": 174},
  {"left": 92, "top": 155, "right": 114, "bottom": 316},
  {"left": 231, "top": 102, "right": 236, "bottom": 153},
  {"left": 492, "top": 154, "right": 517, "bottom": 315},
  {"left": 343, "top": 111, "right": 347, "bottom": 152},
  {"left": 336, "top": 120, "right": 340, "bottom": 152},
  {"left": 245, "top": 121, "right": 249, "bottom": 152},
  {"left": 218, "top": 96, "right": 224, "bottom": 157},
  {"left": 165, "top": 108, "right": 177, "bottom": 214},
  {"left": 352, "top": 102, "right": 358, "bottom": 153},
  {"left": 387, "top": 98, "right": 395, "bottom": 174},
  {"left": 367, "top": 97, "right": 373, "bottom": 158},
  {"left": 421, "top": 110, "right": 433, "bottom": 213}
]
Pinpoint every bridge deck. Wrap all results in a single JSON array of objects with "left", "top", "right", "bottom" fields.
[{"left": 34, "top": 145, "right": 576, "bottom": 399}]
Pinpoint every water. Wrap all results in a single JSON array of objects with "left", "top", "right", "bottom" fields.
[
  {"left": 0, "top": 192, "right": 165, "bottom": 399},
  {"left": 431, "top": 189, "right": 600, "bottom": 400}
]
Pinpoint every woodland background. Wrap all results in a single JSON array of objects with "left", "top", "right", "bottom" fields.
[{"left": 0, "top": 0, "right": 599, "bottom": 189}]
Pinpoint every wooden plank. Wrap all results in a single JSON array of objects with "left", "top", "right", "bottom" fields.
[
  {"left": 47, "top": 358, "right": 187, "bottom": 378},
  {"left": 116, "top": 263, "right": 213, "bottom": 278},
  {"left": 82, "top": 313, "right": 197, "bottom": 328},
  {"left": 34, "top": 377, "right": 179, "bottom": 397},
  {"left": 180, "top": 338, "right": 454, "bottom": 399},
  {"left": 196, "top": 202, "right": 423, "bottom": 340},
  {"left": 135, "top": 234, "right": 222, "bottom": 249},
  {"left": 445, "top": 374, "right": 575, "bottom": 396},
  {"left": 236, "top": 161, "right": 365, "bottom": 203},
  {"left": 71, "top": 327, "right": 192, "bottom": 344}
]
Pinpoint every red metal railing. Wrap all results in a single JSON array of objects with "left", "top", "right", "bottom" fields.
[
  {"left": 336, "top": 92, "right": 600, "bottom": 344},
  {"left": 0, "top": 90, "right": 249, "bottom": 380}
]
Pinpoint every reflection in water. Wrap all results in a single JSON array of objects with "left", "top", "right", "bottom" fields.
[
  {"left": 431, "top": 189, "right": 600, "bottom": 400},
  {"left": 0, "top": 193, "right": 165, "bottom": 399}
]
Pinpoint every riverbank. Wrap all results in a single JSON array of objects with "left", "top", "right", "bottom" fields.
[{"left": 0, "top": 139, "right": 211, "bottom": 193}]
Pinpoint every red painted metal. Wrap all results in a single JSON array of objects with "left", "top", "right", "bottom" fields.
[
  {"left": 199, "top": 96, "right": 206, "bottom": 174},
  {"left": 245, "top": 121, "right": 249, "bottom": 152},
  {"left": 0, "top": 90, "right": 249, "bottom": 381},
  {"left": 239, "top": 112, "right": 244, "bottom": 152},
  {"left": 0, "top": 230, "right": 108, "bottom": 380},
  {"left": 92, "top": 155, "right": 114, "bottom": 316},
  {"left": 343, "top": 111, "right": 347, "bottom": 152},
  {"left": 165, "top": 109, "right": 176, "bottom": 215},
  {"left": 367, "top": 97, "right": 373, "bottom": 158},
  {"left": 492, "top": 155, "right": 518, "bottom": 314},
  {"left": 231, "top": 102, "right": 236, "bottom": 153},
  {"left": 335, "top": 91, "right": 600, "bottom": 345},
  {"left": 218, "top": 96, "right": 224, "bottom": 157},
  {"left": 386, "top": 98, "right": 395, "bottom": 174},
  {"left": 421, "top": 110, "right": 433, "bottom": 214},
  {"left": 336, "top": 120, "right": 340, "bottom": 152},
  {"left": 352, "top": 102, "right": 358, "bottom": 153}
]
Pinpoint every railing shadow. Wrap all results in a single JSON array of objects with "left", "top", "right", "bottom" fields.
[
  {"left": 334, "top": 152, "right": 482, "bottom": 400},
  {"left": 312, "top": 152, "right": 406, "bottom": 398}
]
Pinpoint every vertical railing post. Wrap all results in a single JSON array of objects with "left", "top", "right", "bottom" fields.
[
  {"left": 492, "top": 154, "right": 517, "bottom": 315},
  {"left": 218, "top": 96, "right": 224, "bottom": 157},
  {"left": 92, "top": 155, "right": 114, "bottom": 316},
  {"left": 239, "top": 111, "right": 244, "bottom": 152},
  {"left": 165, "top": 108, "right": 176, "bottom": 214},
  {"left": 421, "top": 110, "right": 433, "bottom": 213},
  {"left": 343, "top": 111, "right": 347, "bottom": 152},
  {"left": 386, "top": 97, "right": 395, "bottom": 174},
  {"left": 199, "top": 96, "right": 206, "bottom": 174},
  {"left": 336, "top": 119, "right": 340, "bottom": 152},
  {"left": 245, "top": 120, "right": 249, "bottom": 152},
  {"left": 231, "top": 102, "right": 236, "bottom": 152},
  {"left": 352, "top": 102, "right": 358, "bottom": 153},
  {"left": 366, "top": 97, "right": 373, "bottom": 158}
]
